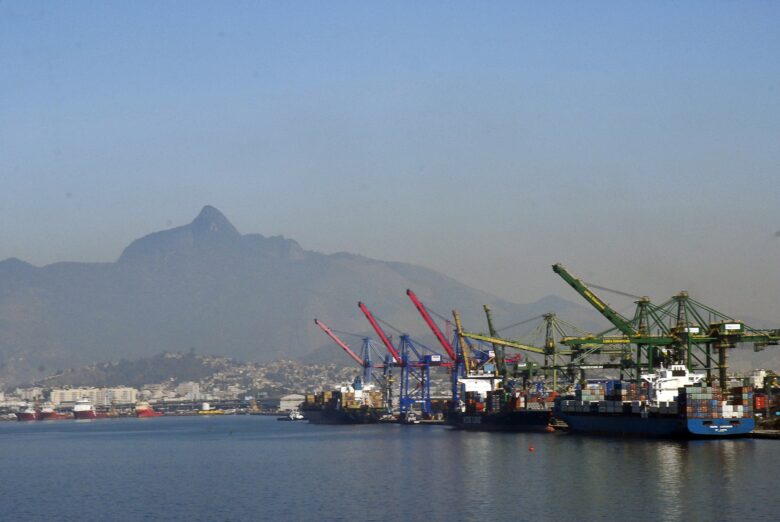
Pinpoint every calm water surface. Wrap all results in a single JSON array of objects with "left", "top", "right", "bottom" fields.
[{"left": 1, "top": 416, "right": 777, "bottom": 521}]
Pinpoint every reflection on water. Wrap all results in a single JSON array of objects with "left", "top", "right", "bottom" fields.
[
  {"left": 0, "top": 418, "right": 773, "bottom": 521},
  {"left": 656, "top": 442, "right": 685, "bottom": 521}
]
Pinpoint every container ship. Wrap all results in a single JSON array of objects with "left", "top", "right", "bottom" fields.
[
  {"left": 301, "top": 377, "right": 386, "bottom": 424},
  {"left": 448, "top": 390, "right": 554, "bottom": 432},
  {"left": 555, "top": 364, "right": 755, "bottom": 438},
  {"left": 447, "top": 373, "right": 555, "bottom": 432}
]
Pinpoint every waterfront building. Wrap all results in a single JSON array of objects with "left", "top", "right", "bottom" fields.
[
  {"left": 50, "top": 387, "right": 138, "bottom": 406},
  {"left": 104, "top": 387, "right": 137, "bottom": 405},
  {"left": 279, "top": 394, "right": 305, "bottom": 412},
  {"left": 175, "top": 381, "right": 202, "bottom": 400},
  {"left": 15, "top": 387, "right": 45, "bottom": 401}
]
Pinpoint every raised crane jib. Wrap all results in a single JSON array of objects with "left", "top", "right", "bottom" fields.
[
  {"left": 552, "top": 263, "right": 637, "bottom": 337},
  {"left": 358, "top": 302, "right": 403, "bottom": 364},
  {"left": 406, "top": 289, "right": 457, "bottom": 361},
  {"left": 313, "top": 319, "right": 366, "bottom": 367}
]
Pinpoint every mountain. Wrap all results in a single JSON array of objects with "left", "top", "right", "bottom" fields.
[{"left": 0, "top": 206, "right": 614, "bottom": 385}]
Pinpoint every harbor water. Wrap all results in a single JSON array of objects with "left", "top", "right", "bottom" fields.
[{"left": 1, "top": 416, "right": 777, "bottom": 521}]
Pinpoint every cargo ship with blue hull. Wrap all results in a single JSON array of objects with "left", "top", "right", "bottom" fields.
[
  {"left": 555, "top": 364, "right": 755, "bottom": 438},
  {"left": 557, "top": 412, "right": 753, "bottom": 437}
]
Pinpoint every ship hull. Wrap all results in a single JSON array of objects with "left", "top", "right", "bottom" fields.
[
  {"left": 40, "top": 411, "right": 71, "bottom": 421},
  {"left": 448, "top": 410, "right": 553, "bottom": 432},
  {"left": 16, "top": 411, "right": 39, "bottom": 421},
  {"left": 558, "top": 412, "right": 754, "bottom": 438},
  {"left": 302, "top": 407, "right": 381, "bottom": 425},
  {"left": 73, "top": 410, "right": 97, "bottom": 420},
  {"left": 136, "top": 409, "right": 163, "bottom": 418}
]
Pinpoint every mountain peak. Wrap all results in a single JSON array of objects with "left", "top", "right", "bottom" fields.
[
  {"left": 190, "top": 206, "right": 240, "bottom": 237},
  {"left": 117, "top": 206, "right": 240, "bottom": 264}
]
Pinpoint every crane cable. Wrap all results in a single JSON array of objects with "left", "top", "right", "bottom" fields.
[
  {"left": 584, "top": 281, "right": 643, "bottom": 300},
  {"left": 496, "top": 314, "right": 545, "bottom": 333},
  {"left": 332, "top": 328, "right": 367, "bottom": 340}
]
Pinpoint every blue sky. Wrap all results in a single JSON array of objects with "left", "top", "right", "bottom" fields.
[{"left": 1, "top": 2, "right": 779, "bottom": 320}]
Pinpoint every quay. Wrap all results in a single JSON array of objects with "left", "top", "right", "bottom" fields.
[{"left": 752, "top": 430, "right": 780, "bottom": 439}]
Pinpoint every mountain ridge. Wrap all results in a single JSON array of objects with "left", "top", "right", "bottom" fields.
[{"left": 0, "top": 206, "right": 647, "bottom": 385}]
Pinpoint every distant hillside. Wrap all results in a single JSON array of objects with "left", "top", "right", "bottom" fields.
[
  {"left": 27, "top": 351, "right": 360, "bottom": 396},
  {"left": 33, "top": 351, "right": 232, "bottom": 389},
  {"left": 12, "top": 205, "right": 754, "bottom": 385}
]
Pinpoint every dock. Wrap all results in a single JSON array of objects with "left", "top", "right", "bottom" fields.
[{"left": 752, "top": 430, "right": 780, "bottom": 439}]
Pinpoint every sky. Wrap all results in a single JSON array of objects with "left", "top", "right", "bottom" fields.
[{"left": 1, "top": 2, "right": 779, "bottom": 322}]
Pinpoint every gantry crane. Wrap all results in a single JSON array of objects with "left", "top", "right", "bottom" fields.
[
  {"left": 313, "top": 319, "right": 395, "bottom": 408},
  {"left": 454, "top": 299, "right": 635, "bottom": 390},
  {"left": 314, "top": 319, "right": 378, "bottom": 384},
  {"left": 406, "top": 289, "right": 463, "bottom": 402},
  {"left": 358, "top": 301, "right": 443, "bottom": 416},
  {"left": 552, "top": 263, "right": 780, "bottom": 385}
]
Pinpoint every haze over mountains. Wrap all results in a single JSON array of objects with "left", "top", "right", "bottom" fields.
[
  {"left": 0, "top": 206, "right": 774, "bottom": 386},
  {"left": 0, "top": 206, "right": 604, "bottom": 385}
]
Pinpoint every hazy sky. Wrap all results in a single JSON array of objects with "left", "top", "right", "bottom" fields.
[{"left": 2, "top": 2, "right": 778, "bottom": 321}]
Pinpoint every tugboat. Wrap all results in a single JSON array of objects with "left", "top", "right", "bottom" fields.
[
  {"left": 72, "top": 398, "right": 97, "bottom": 420},
  {"left": 16, "top": 405, "right": 39, "bottom": 421},
  {"left": 277, "top": 409, "right": 305, "bottom": 421},
  {"left": 400, "top": 412, "right": 421, "bottom": 424},
  {"left": 135, "top": 401, "right": 164, "bottom": 418},
  {"left": 39, "top": 406, "right": 72, "bottom": 420}
]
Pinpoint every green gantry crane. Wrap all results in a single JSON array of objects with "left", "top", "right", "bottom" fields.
[
  {"left": 552, "top": 263, "right": 780, "bottom": 386},
  {"left": 456, "top": 308, "right": 628, "bottom": 391}
]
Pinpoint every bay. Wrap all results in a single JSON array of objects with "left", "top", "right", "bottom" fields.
[{"left": 0, "top": 416, "right": 776, "bottom": 521}]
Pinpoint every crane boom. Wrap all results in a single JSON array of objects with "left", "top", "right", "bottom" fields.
[
  {"left": 458, "top": 331, "right": 548, "bottom": 355},
  {"left": 358, "top": 302, "right": 402, "bottom": 364},
  {"left": 406, "top": 289, "right": 457, "bottom": 361},
  {"left": 313, "top": 319, "right": 366, "bottom": 366},
  {"left": 483, "top": 305, "right": 507, "bottom": 376},
  {"left": 452, "top": 311, "right": 470, "bottom": 373},
  {"left": 460, "top": 330, "right": 627, "bottom": 356},
  {"left": 552, "top": 263, "right": 637, "bottom": 337}
]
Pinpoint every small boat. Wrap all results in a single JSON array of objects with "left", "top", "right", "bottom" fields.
[
  {"left": 401, "top": 412, "right": 421, "bottom": 424},
  {"left": 277, "top": 409, "right": 305, "bottom": 421}
]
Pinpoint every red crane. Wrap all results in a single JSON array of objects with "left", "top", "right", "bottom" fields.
[
  {"left": 406, "top": 289, "right": 457, "bottom": 361},
  {"left": 358, "top": 301, "right": 402, "bottom": 364},
  {"left": 313, "top": 319, "right": 365, "bottom": 367}
]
